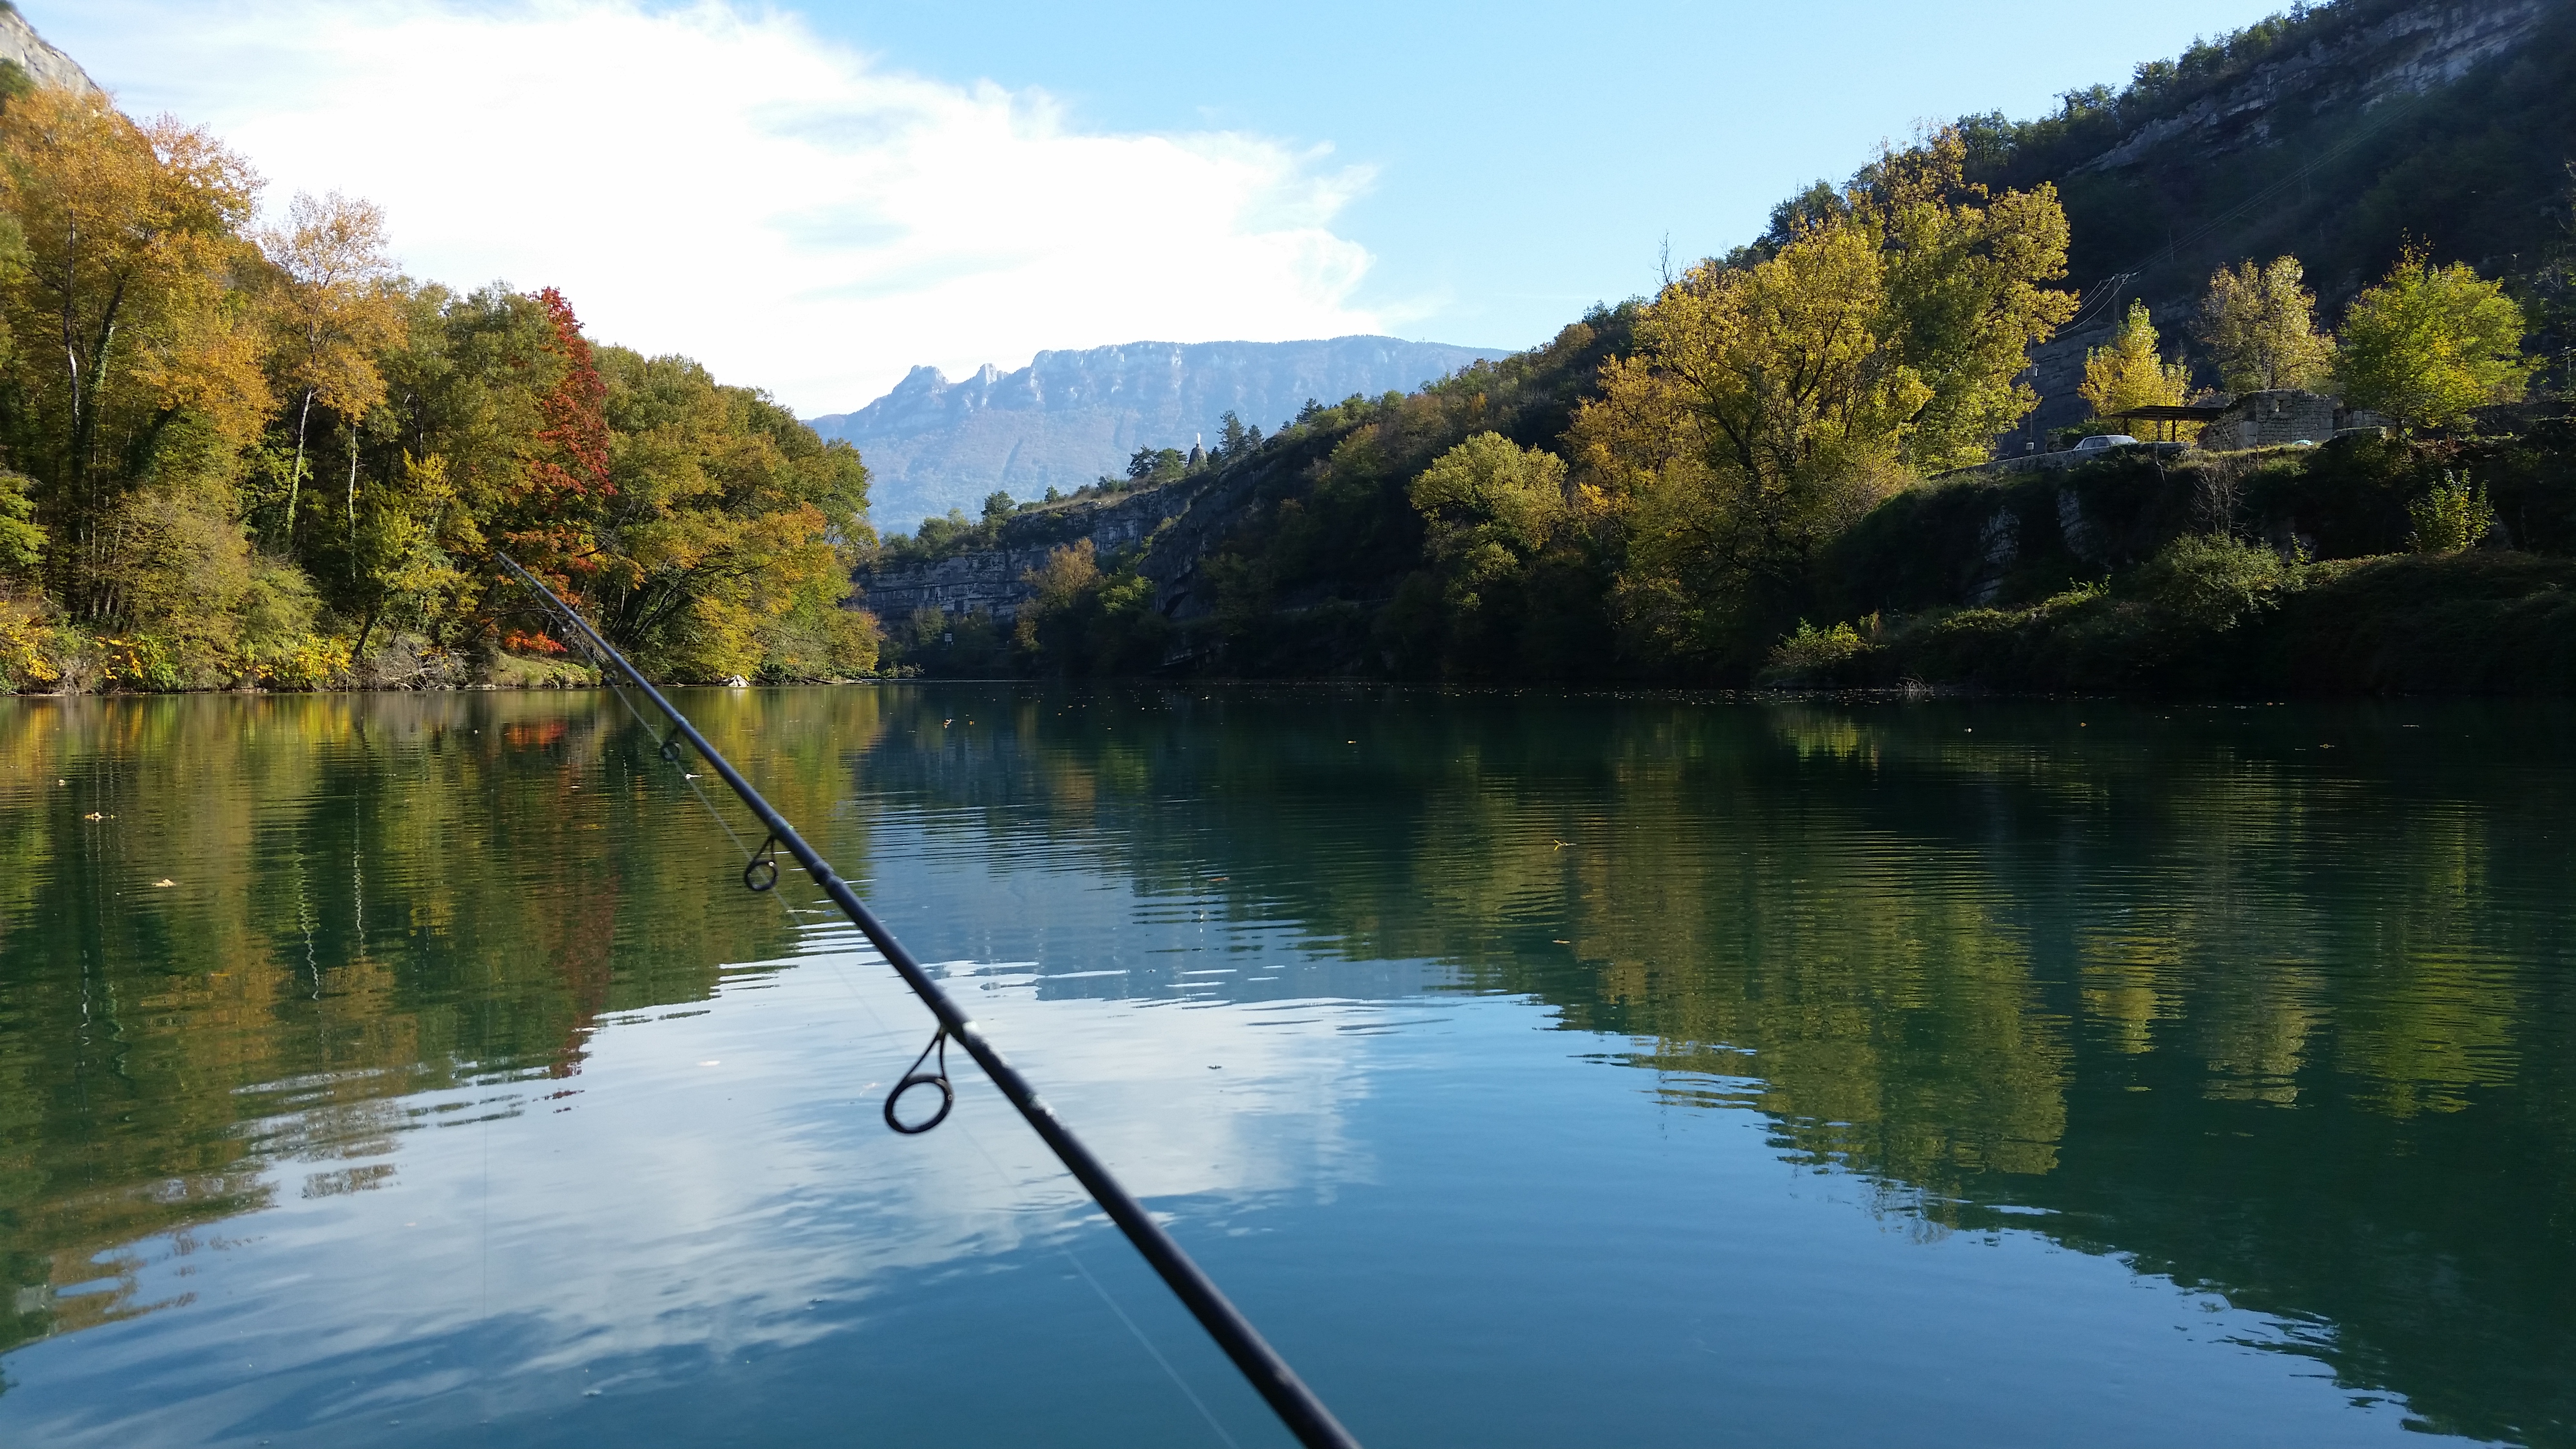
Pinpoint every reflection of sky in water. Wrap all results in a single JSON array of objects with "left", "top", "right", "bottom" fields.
[{"left": 2, "top": 796, "right": 2463, "bottom": 1449}]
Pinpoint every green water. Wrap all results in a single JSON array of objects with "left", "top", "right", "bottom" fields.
[{"left": 0, "top": 685, "right": 2569, "bottom": 1446}]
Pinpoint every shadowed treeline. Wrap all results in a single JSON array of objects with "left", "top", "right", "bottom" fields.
[{"left": 845, "top": 683, "right": 2576, "bottom": 1446}]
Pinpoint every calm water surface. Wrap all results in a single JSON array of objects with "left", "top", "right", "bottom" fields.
[{"left": 0, "top": 685, "right": 2570, "bottom": 1447}]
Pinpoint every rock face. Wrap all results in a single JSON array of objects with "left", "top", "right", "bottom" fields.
[
  {"left": 0, "top": 9, "right": 99, "bottom": 95},
  {"left": 853, "top": 479, "right": 1203, "bottom": 625},
  {"left": 2074, "top": 0, "right": 2552, "bottom": 175},
  {"left": 2010, "top": 0, "right": 2561, "bottom": 438},
  {"left": 809, "top": 336, "right": 1503, "bottom": 534}
]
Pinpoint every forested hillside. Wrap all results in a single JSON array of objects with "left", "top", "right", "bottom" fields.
[
  {"left": 0, "top": 63, "right": 877, "bottom": 692},
  {"left": 873, "top": 0, "right": 2576, "bottom": 694}
]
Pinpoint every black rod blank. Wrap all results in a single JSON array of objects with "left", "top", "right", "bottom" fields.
[{"left": 497, "top": 556, "right": 1360, "bottom": 1449}]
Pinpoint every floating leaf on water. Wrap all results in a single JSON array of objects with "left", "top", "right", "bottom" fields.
[{"left": 153, "top": 879, "right": 176, "bottom": 888}]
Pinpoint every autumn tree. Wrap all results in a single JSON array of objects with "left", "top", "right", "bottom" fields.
[
  {"left": 1864, "top": 133, "right": 2080, "bottom": 469},
  {"left": 2079, "top": 301, "right": 2194, "bottom": 421},
  {"left": 0, "top": 84, "right": 264, "bottom": 620},
  {"left": 489, "top": 286, "right": 613, "bottom": 623},
  {"left": 584, "top": 344, "right": 870, "bottom": 680},
  {"left": 260, "top": 189, "right": 404, "bottom": 543},
  {"left": 2193, "top": 256, "right": 2335, "bottom": 392},
  {"left": 1568, "top": 131, "right": 2074, "bottom": 664},
  {"left": 1012, "top": 537, "right": 1101, "bottom": 663},
  {"left": 2336, "top": 246, "right": 2533, "bottom": 428}
]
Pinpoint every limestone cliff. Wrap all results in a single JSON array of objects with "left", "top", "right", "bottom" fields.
[
  {"left": 0, "top": 6, "right": 98, "bottom": 96},
  {"left": 808, "top": 336, "right": 1502, "bottom": 533},
  {"left": 2002, "top": 0, "right": 2573, "bottom": 436}
]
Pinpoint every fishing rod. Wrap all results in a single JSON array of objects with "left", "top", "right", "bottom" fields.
[{"left": 495, "top": 554, "right": 1360, "bottom": 1449}]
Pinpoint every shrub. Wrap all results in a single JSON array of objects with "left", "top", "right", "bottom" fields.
[
  {"left": 2407, "top": 471, "right": 2495, "bottom": 554},
  {"left": 1764, "top": 618, "right": 1874, "bottom": 681},
  {"left": 2133, "top": 532, "right": 2296, "bottom": 633},
  {"left": 253, "top": 635, "right": 356, "bottom": 690}
]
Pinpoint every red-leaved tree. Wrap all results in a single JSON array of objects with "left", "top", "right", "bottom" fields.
[{"left": 494, "top": 286, "right": 615, "bottom": 628}]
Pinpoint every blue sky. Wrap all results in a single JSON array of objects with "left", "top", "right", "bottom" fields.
[
  {"left": 36, "top": 0, "right": 2285, "bottom": 413},
  {"left": 804, "top": 0, "right": 2286, "bottom": 344}
]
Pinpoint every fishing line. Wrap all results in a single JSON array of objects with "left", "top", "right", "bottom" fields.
[{"left": 497, "top": 555, "right": 1356, "bottom": 1449}]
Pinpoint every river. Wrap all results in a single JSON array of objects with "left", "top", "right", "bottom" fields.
[{"left": 0, "top": 684, "right": 2567, "bottom": 1447}]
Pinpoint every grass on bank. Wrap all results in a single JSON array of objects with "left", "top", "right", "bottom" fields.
[{"left": 1762, "top": 539, "right": 2576, "bottom": 695}]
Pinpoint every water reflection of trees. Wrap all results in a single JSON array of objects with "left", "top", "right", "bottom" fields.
[
  {"left": 857, "top": 685, "right": 2576, "bottom": 1446},
  {"left": 0, "top": 689, "right": 883, "bottom": 1359}
]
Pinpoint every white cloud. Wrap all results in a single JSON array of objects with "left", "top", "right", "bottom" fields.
[{"left": 29, "top": 0, "right": 1383, "bottom": 413}]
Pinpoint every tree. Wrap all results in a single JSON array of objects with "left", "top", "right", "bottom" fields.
[
  {"left": 0, "top": 84, "right": 264, "bottom": 619},
  {"left": 1409, "top": 432, "right": 1569, "bottom": 616},
  {"left": 1862, "top": 132, "right": 2078, "bottom": 469},
  {"left": 1216, "top": 410, "right": 1251, "bottom": 459},
  {"left": 2079, "top": 301, "right": 2194, "bottom": 420},
  {"left": 1568, "top": 138, "right": 2072, "bottom": 665},
  {"left": 260, "top": 189, "right": 404, "bottom": 543},
  {"left": 585, "top": 345, "right": 869, "bottom": 679},
  {"left": 2336, "top": 246, "right": 2533, "bottom": 428},
  {"left": 344, "top": 450, "right": 461, "bottom": 656},
  {"left": 1012, "top": 537, "right": 1101, "bottom": 663},
  {"left": 2193, "top": 256, "right": 2335, "bottom": 392},
  {"left": 982, "top": 490, "right": 1014, "bottom": 522}
]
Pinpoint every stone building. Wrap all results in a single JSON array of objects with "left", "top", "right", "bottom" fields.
[
  {"left": 2108, "top": 390, "right": 2392, "bottom": 451},
  {"left": 2195, "top": 390, "right": 2394, "bottom": 450}
]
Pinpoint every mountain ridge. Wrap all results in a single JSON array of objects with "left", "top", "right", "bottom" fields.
[{"left": 806, "top": 335, "right": 1505, "bottom": 533}]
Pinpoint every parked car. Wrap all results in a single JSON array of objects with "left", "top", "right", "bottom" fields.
[{"left": 2072, "top": 434, "right": 2140, "bottom": 452}]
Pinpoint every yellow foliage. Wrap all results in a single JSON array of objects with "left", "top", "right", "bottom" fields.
[
  {"left": 0, "top": 85, "right": 266, "bottom": 613},
  {"left": 0, "top": 597, "right": 57, "bottom": 688},
  {"left": 1014, "top": 539, "right": 1103, "bottom": 655},
  {"left": 1567, "top": 131, "right": 2073, "bottom": 665},
  {"left": 249, "top": 634, "right": 354, "bottom": 690},
  {"left": 2195, "top": 257, "right": 2336, "bottom": 393},
  {"left": 2079, "top": 301, "right": 2195, "bottom": 423},
  {"left": 2336, "top": 245, "right": 2534, "bottom": 428}
]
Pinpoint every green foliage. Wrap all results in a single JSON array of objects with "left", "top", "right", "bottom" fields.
[
  {"left": 2195, "top": 257, "right": 2336, "bottom": 392},
  {"left": 1127, "top": 446, "right": 1186, "bottom": 483},
  {"left": 2132, "top": 532, "right": 2295, "bottom": 633},
  {"left": 1410, "top": 434, "right": 1569, "bottom": 602},
  {"left": 1762, "top": 618, "right": 1874, "bottom": 683},
  {"left": 1088, "top": 567, "right": 1169, "bottom": 673},
  {"left": 0, "top": 469, "right": 42, "bottom": 576},
  {"left": 2337, "top": 247, "right": 2535, "bottom": 428},
  {"left": 883, "top": 604, "right": 1009, "bottom": 676},
  {"left": 2407, "top": 471, "right": 2494, "bottom": 554},
  {"left": 2080, "top": 301, "right": 2194, "bottom": 421}
]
